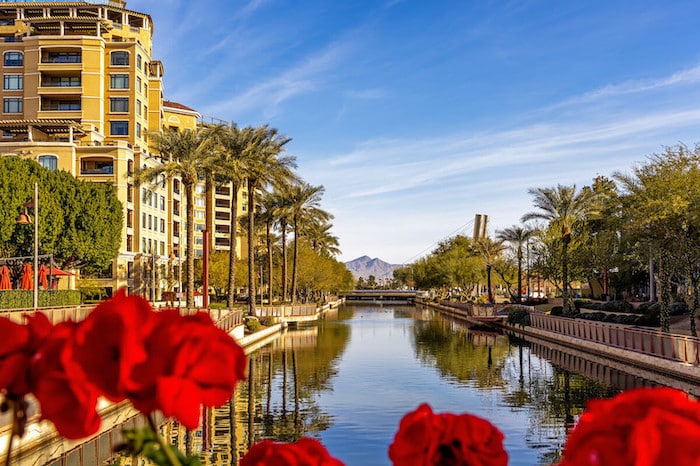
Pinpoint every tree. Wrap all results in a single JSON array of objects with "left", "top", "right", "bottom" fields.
[
  {"left": 496, "top": 226, "right": 534, "bottom": 303},
  {"left": 0, "top": 157, "right": 122, "bottom": 273},
  {"left": 522, "top": 185, "right": 600, "bottom": 312},
  {"left": 136, "top": 126, "right": 216, "bottom": 308},
  {"left": 614, "top": 144, "right": 700, "bottom": 333},
  {"left": 244, "top": 125, "right": 296, "bottom": 315},
  {"left": 303, "top": 220, "right": 340, "bottom": 257},
  {"left": 286, "top": 182, "right": 331, "bottom": 303},
  {"left": 211, "top": 124, "right": 257, "bottom": 308}
]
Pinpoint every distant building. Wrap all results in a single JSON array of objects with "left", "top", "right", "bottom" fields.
[{"left": 0, "top": 1, "right": 246, "bottom": 298}]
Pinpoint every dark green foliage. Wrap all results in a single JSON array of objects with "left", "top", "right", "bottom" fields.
[
  {"left": 506, "top": 307, "right": 531, "bottom": 326},
  {"left": 550, "top": 306, "right": 563, "bottom": 316},
  {"left": 573, "top": 299, "right": 588, "bottom": 310},
  {"left": 601, "top": 300, "right": 633, "bottom": 313},
  {"left": 244, "top": 316, "right": 262, "bottom": 333},
  {"left": 117, "top": 427, "right": 201, "bottom": 466},
  {"left": 0, "top": 157, "right": 122, "bottom": 273},
  {"left": 577, "top": 312, "right": 606, "bottom": 321},
  {"left": 635, "top": 301, "right": 660, "bottom": 314},
  {"left": 635, "top": 313, "right": 661, "bottom": 327},
  {"left": 669, "top": 301, "right": 689, "bottom": 316},
  {"left": 0, "top": 290, "right": 80, "bottom": 309}
]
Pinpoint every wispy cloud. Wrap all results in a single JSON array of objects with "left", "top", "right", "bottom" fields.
[{"left": 201, "top": 39, "right": 352, "bottom": 119}]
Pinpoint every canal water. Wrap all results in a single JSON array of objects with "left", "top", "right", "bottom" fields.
[{"left": 167, "top": 303, "right": 661, "bottom": 465}]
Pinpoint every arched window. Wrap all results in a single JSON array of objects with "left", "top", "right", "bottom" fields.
[
  {"left": 110, "top": 50, "right": 129, "bottom": 66},
  {"left": 38, "top": 155, "right": 57, "bottom": 171}
]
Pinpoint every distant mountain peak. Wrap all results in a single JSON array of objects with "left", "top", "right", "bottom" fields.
[{"left": 345, "top": 256, "right": 403, "bottom": 280}]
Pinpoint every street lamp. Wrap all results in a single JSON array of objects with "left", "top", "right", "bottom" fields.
[
  {"left": 16, "top": 182, "right": 38, "bottom": 309},
  {"left": 486, "top": 262, "right": 493, "bottom": 304}
]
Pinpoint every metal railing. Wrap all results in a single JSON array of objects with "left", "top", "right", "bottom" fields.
[
  {"left": 255, "top": 305, "right": 318, "bottom": 319},
  {"left": 529, "top": 312, "right": 700, "bottom": 365}
]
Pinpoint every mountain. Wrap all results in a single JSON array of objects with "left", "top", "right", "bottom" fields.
[{"left": 344, "top": 256, "right": 403, "bottom": 280}]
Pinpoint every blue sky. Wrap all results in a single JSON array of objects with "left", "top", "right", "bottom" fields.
[{"left": 128, "top": 0, "right": 700, "bottom": 264}]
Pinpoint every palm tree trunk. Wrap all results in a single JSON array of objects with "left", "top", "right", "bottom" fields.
[
  {"left": 185, "top": 182, "right": 195, "bottom": 309},
  {"left": 266, "top": 218, "right": 273, "bottom": 304},
  {"left": 562, "top": 237, "right": 571, "bottom": 312},
  {"left": 281, "top": 221, "right": 288, "bottom": 301},
  {"left": 247, "top": 179, "right": 256, "bottom": 316},
  {"left": 291, "top": 216, "right": 299, "bottom": 304},
  {"left": 227, "top": 183, "right": 239, "bottom": 309},
  {"left": 516, "top": 248, "right": 523, "bottom": 304}
]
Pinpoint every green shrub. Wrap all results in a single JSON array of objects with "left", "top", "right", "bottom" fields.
[
  {"left": 635, "top": 313, "right": 660, "bottom": 327},
  {"left": 670, "top": 302, "right": 689, "bottom": 316},
  {"left": 573, "top": 299, "right": 589, "bottom": 310},
  {"left": 0, "top": 290, "right": 81, "bottom": 309},
  {"left": 506, "top": 308, "right": 530, "bottom": 326},
  {"left": 244, "top": 316, "right": 262, "bottom": 333},
  {"left": 550, "top": 306, "right": 563, "bottom": 316},
  {"left": 602, "top": 300, "right": 633, "bottom": 313},
  {"left": 578, "top": 312, "right": 606, "bottom": 321}
]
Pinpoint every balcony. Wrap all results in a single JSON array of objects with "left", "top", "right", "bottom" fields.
[
  {"left": 42, "top": 53, "right": 82, "bottom": 64},
  {"left": 80, "top": 157, "right": 114, "bottom": 176}
]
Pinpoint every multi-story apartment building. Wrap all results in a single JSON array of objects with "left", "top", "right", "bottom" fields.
[{"left": 0, "top": 0, "right": 246, "bottom": 300}]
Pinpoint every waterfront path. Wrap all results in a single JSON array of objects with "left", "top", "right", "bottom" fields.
[{"left": 421, "top": 299, "right": 700, "bottom": 388}]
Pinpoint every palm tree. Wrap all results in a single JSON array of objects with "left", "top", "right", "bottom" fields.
[
  {"left": 267, "top": 186, "right": 294, "bottom": 301},
  {"left": 472, "top": 237, "right": 504, "bottom": 304},
  {"left": 287, "top": 182, "right": 330, "bottom": 303},
  {"left": 245, "top": 125, "right": 296, "bottom": 315},
  {"left": 303, "top": 220, "right": 340, "bottom": 257},
  {"left": 496, "top": 225, "right": 534, "bottom": 303},
  {"left": 521, "top": 184, "right": 599, "bottom": 312},
  {"left": 136, "top": 126, "right": 216, "bottom": 308},
  {"left": 211, "top": 124, "right": 256, "bottom": 308}
]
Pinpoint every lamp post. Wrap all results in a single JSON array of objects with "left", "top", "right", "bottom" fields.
[
  {"left": 16, "top": 182, "right": 38, "bottom": 309},
  {"left": 486, "top": 262, "right": 493, "bottom": 304}
]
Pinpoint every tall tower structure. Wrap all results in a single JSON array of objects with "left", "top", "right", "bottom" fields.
[{"left": 473, "top": 213, "right": 489, "bottom": 240}]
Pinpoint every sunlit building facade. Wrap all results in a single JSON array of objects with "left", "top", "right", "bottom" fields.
[{"left": 0, "top": 0, "right": 245, "bottom": 299}]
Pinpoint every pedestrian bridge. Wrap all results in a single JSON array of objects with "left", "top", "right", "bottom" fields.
[{"left": 338, "top": 289, "right": 427, "bottom": 303}]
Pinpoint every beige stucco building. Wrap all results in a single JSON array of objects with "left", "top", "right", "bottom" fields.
[{"left": 0, "top": 0, "right": 245, "bottom": 299}]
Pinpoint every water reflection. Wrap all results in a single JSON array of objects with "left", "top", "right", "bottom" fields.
[{"left": 153, "top": 304, "right": 689, "bottom": 465}]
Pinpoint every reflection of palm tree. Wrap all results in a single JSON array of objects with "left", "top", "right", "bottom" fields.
[{"left": 247, "top": 356, "right": 255, "bottom": 447}]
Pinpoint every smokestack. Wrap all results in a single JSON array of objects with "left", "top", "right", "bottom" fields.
[{"left": 473, "top": 214, "right": 489, "bottom": 240}]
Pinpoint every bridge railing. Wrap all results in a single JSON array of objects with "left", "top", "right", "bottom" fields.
[
  {"left": 0, "top": 305, "right": 96, "bottom": 324},
  {"left": 255, "top": 305, "right": 318, "bottom": 319},
  {"left": 529, "top": 311, "right": 700, "bottom": 365}
]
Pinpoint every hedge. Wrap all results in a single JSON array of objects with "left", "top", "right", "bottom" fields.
[{"left": 0, "top": 290, "right": 81, "bottom": 310}]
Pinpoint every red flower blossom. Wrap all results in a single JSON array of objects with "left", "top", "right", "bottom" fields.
[
  {"left": 0, "top": 312, "right": 51, "bottom": 396},
  {"left": 388, "top": 403, "right": 508, "bottom": 466},
  {"left": 73, "top": 289, "right": 156, "bottom": 401},
  {"left": 241, "top": 437, "right": 345, "bottom": 466},
  {"left": 31, "top": 321, "right": 101, "bottom": 439},
  {"left": 129, "top": 310, "right": 247, "bottom": 429},
  {"left": 557, "top": 387, "right": 700, "bottom": 466}
]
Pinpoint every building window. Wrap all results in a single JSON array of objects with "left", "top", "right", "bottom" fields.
[
  {"left": 4, "top": 52, "right": 22, "bottom": 66},
  {"left": 142, "top": 213, "right": 146, "bottom": 228},
  {"left": 136, "top": 99, "right": 141, "bottom": 116},
  {"left": 44, "top": 52, "right": 80, "bottom": 64},
  {"left": 43, "top": 75, "right": 80, "bottom": 87},
  {"left": 142, "top": 238, "right": 147, "bottom": 253},
  {"left": 195, "top": 210, "right": 205, "bottom": 220},
  {"left": 127, "top": 209, "right": 133, "bottom": 228},
  {"left": 126, "top": 234, "right": 133, "bottom": 252},
  {"left": 136, "top": 122, "right": 141, "bottom": 138},
  {"left": 110, "top": 51, "right": 129, "bottom": 66},
  {"left": 148, "top": 214, "right": 152, "bottom": 230},
  {"left": 110, "top": 74, "right": 129, "bottom": 89},
  {"left": 110, "top": 121, "right": 128, "bottom": 136},
  {"left": 110, "top": 97, "right": 128, "bottom": 113},
  {"left": 3, "top": 98, "right": 21, "bottom": 113},
  {"left": 3, "top": 74, "right": 21, "bottom": 90},
  {"left": 160, "top": 218, "right": 165, "bottom": 233},
  {"left": 195, "top": 197, "right": 205, "bottom": 207},
  {"left": 160, "top": 195, "right": 165, "bottom": 210},
  {"left": 38, "top": 155, "right": 57, "bottom": 171},
  {"left": 136, "top": 54, "right": 142, "bottom": 70},
  {"left": 136, "top": 76, "right": 142, "bottom": 93}
]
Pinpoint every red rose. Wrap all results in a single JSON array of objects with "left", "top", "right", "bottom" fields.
[
  {"left": 31, "top": 321, "right": 101, "bottom": 439},
  {"left": 388, "top": 403, "right": 508, "bottom": 466},
  {"left": 0, "top": 312, "right": 51, "bottom": 396},
  {"left": 129, "top": 310, "right": 247, "bottom": 429},
  {"left": 73, "top": 289, "right": 156, "bottom": 401},
  {"left": 557, "top": 387, "right": 700, "bottom": 466},
  {"left": 241, "top": 437, "right": 345, "bottom": 466}
]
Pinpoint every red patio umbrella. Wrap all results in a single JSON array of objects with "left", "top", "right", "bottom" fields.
[
  {"left": 38, "top": 264, "right": 49, "bottom": 290},
  {"left": 20, "top": 263, "right": 33, "bottom": 290},
  {"left": 0, "top": 265, "right": 11, "bottom": 290}
]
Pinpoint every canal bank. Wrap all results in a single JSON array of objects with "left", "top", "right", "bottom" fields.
[{"left": 419, "top": 299, "right": 700, "bottom": 391}]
